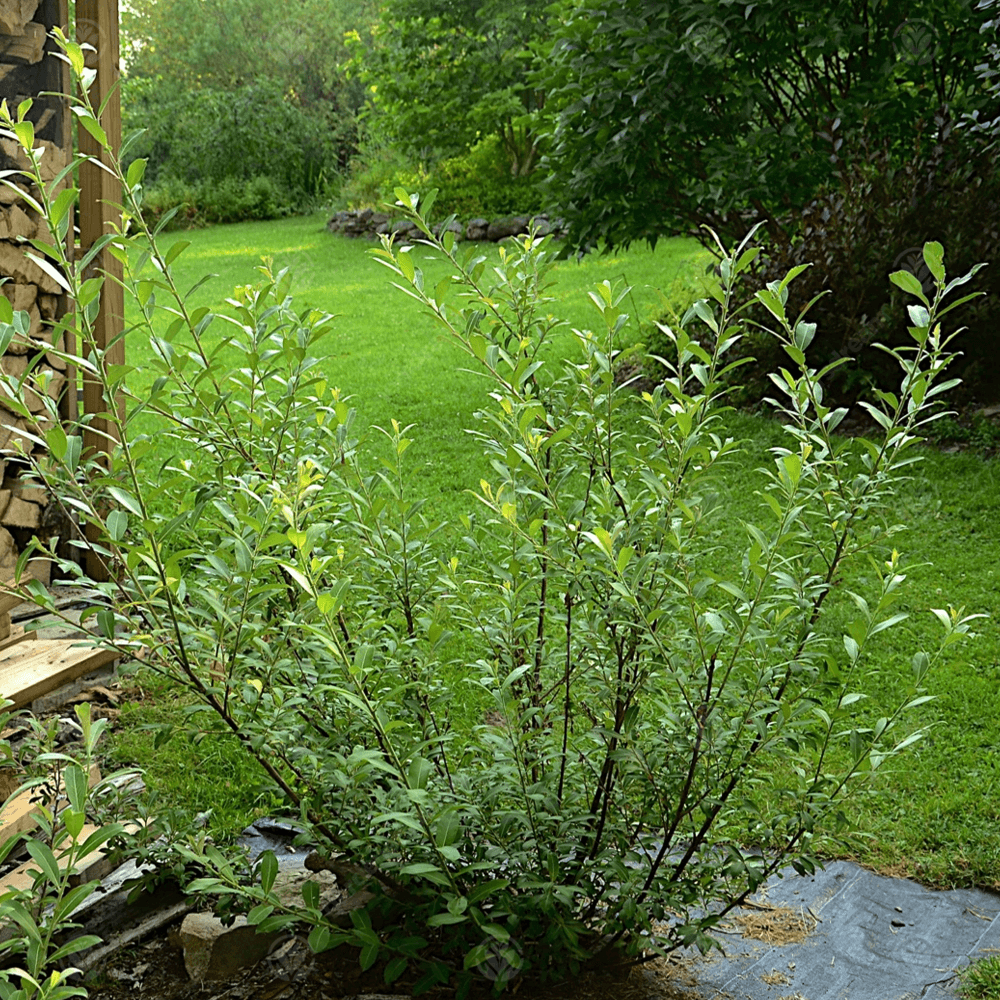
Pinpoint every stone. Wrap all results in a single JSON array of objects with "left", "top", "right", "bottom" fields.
[
  {"left": 487, "top": 215, "right": 531, "bottom": 241},
  {"left": 530, "top": 215, "right": 554, "bottom": 237},
  {"left": 0, "top": 526, "right": 16, "bottom": 580},
  {"left": 466, "top": 218, "right": 489, "bottom": 241},
  {"left": 390, "top": 219, "right": 417, "bottom": 236},
  {"left": 0, "top": 416, "right": 31, "bottom": 456},
  {"left": 271, "top": 867, "right": 339, "bottom": 910},
  {"left": 3, "top": 477, "right": 47, "bottom": 505},
  {"left": 433, "top": 219, "right": 464, "bottom": 239},
  {"left": 0, "top": 138, "right": 69, "bottom": 185},
  {"left": 178, "top": 912, "right": 281, "bottom": 982}
]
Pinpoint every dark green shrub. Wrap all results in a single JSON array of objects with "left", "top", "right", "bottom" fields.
[
  {"left": 339, "top": 134, "right": 546, "bottom": 220},
  {"left": 428, "top": 135, "right": 545, "bottom": 219},
  {"left": 735, "top": 121, "right": 1000, "bottom": 404},
  {"left": 123, "top": 77, "right": 344, "bottom": 214},
  {"left": 140, "top": 175, "right": 291, "bottom": 228}
]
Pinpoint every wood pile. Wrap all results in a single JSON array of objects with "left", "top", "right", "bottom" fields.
[{"left": 0, "top": 0, "right": 74, "bottom": 585}]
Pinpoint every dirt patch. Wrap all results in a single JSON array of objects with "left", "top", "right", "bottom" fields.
[{"left": 84, "top": 921, "right": 709, "bottom": 1000}]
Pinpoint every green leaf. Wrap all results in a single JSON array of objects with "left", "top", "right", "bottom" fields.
[
  {"left": 360, "top": 939, "right": 380, "bottom": 971},
  {"left": 398, "top": 249, "right": 415, "bottom": 283},
  {"left": 106, "top": 509, "right": 128, "bottom": 542},
  {"left": 73, "top": 108, "right": 108, "bottom": 147},
  {"left": 278, "top": 563, "right": 314, "bottom": 597},
  {"left": 63, "top": 764, "right": 88, "bottom": 812},
  {"left": 400, "top": 862, "right": 442, "bottom": 876},
  {"left": 427, "top": 912, "right": 467, "bottom": 926},
  {"left": 922, "top": 241, "right": 944, "bottom": 283},
  {"left": 25, "top": 840, "right": 61, "bottom": 886},
  {"left": 889, "top": 269, "right": 927, "bottom": 302},
  {"left": 259, "top": 850, "right": 278, "bottom": 895},
  {"left": 384, "top": 956, "right": 408, "bottom": 984},
  {"left": 126, "top": 158, "right": 147, "bottom": 188},
  {"left": 106, "top": 486, "right": 143, "bottom": 516}
]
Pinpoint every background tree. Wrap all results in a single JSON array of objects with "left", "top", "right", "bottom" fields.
[
  {"left": 960, "top": 0, "right": 1000, "bottom": 146},
  {"left": 355, "top": 0, "right": 550, "bottom": 176},
  {"left": 538, "top": 0, "right": 997, "bottom": 252},
  {"left": 119, "top": 0, "right": 379, "bottom": 220}
]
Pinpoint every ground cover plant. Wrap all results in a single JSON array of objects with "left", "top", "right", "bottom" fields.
[{"left": 2, "top": 41, "right": 993, "bottom": 995}]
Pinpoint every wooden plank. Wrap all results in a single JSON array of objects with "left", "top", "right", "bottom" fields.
[
  {"left": 76, "top": 0, "right": 123, "bottom": 583},
  {"left": 0, "top": 624, "right": 36, "bottom": 652},
  {"left": 0, "top": 820, "right": 147, "bottom": 892},
  {"left": 0, "top": 638, "right": 118, "bottom": 709},
  {"left": 0, "top": 762, "right": 100, "bottom": 841},
  {"left": 0, "top": 591, "right": 29, "bottom": 616}
]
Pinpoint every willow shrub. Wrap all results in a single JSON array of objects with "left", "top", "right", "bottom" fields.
[{"left": 0, "top": 36, "right": 985, "bottom": 997}]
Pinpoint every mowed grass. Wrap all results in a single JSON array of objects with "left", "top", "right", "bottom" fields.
[
  {"left": 123, "top": 211, "right": 711, "bottom": 524},
  {"left": 107, "top": 213, "right": 1000, "bottom": 889}
]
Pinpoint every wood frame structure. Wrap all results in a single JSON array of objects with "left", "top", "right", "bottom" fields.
[{"left": 75, "top": 0, "right": 123, "bottom": 581}]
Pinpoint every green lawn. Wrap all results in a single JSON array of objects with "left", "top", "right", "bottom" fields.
[
  {"left": 108, "top": 213, "right": 1000, "bottom": 890},
  {"left": 126, "top": 212, "right": 710, "bottom": 525}
]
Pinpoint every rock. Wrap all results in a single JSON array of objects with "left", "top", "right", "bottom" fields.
[
  {"left": 178, "top": 912, "right": 282, "bottom": 982},
  {"left": 433, "top": 219, "right": 463, "bottom": 239},
  {"left": 271, "top": 867, "right": 339, "bottom": 910},
  {"left": 325, "top": 210, "right": 353, "bottom": 233},
  {"left": 487, "top": 215, "right": 531, "bottom": 241},
  {"left": 390, "top": 219, "right": 417, "bottom": 237},
  {"left": 466, "top": 218, "right": 489, "bottom": 241},
  {"left": 530, "top": 215, "right": 553, "bottom": 237},
  {"left": 1, "top": 494, "right": 41, "bottom": 529}
]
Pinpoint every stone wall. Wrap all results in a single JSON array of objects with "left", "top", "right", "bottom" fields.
[
  {"left": 327, "top": 209, "right": 568, "bottom": 243},
  {"left": 0, "top": 0, "right": 73, "bottom": 584}
]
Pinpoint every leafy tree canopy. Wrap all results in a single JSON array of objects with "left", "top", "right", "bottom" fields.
[
  {"left": 355, "top": 0, "right": 550, "bottom": 174},
  {"left": 537, "top": 0, "right": 998, "bottom": 251},
  {"left": 123, "top": 0, "right": 378, "bottom": 110}
]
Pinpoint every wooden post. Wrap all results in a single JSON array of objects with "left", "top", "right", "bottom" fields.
[{"left": 76, "top": 0, "right": 123, "bottom": 582}]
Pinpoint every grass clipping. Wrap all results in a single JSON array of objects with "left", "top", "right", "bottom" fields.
[{"left": 730, "top": 902, "right": 818, "bottom": 946}]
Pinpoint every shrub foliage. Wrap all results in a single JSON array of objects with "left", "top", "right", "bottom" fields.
[
  {"left": 736, "top": 122, "right": 1000, "bottom": 403},
  {"left": 0, "top": 38, "right": 986, "bottom": 995}
]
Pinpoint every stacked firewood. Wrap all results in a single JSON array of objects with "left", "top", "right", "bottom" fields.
[{"left": 0, "top": 0, "right": 73, "bottom": 584}]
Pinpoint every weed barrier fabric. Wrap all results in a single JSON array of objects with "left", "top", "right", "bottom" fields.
[{"left": 669, "top": 860, "right": 1000, "bottom": 999}]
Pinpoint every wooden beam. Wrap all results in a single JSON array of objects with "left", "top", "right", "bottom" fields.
[
  {"left": 54, "top": 0, "right": 78, "bottom": 428},
  {"left": 0, "top": 637, "right": 118, "bottom": 709},
  {"left": 0, "top": 762, "right": 100, "bottom": 842},
  {"left": 76, "top": 0, "right": 122, "bottom": 582}
]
